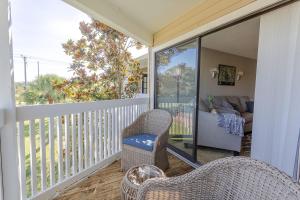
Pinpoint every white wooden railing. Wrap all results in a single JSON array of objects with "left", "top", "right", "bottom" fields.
[{"left": 16, "top": 98, "right": 149, "bottom": 199}]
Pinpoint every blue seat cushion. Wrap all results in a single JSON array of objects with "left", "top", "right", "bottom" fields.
[{"left": 123, "top": 133, "right": 157, "bottom": 152}]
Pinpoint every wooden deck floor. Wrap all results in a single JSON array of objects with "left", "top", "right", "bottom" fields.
[{"left": 54, "top": 154, "right": 193, "bottom": 200}]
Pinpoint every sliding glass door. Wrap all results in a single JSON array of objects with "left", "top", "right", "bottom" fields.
[{"left": 155, "top": 39, "right": 200, "bottom": 161}]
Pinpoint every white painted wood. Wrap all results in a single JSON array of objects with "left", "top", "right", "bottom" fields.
[
  {"left": 63, "top": 0, "right": 152, "bottom": 45},
  {"left": 71, "top": 114, "right": 77, "bottom": 175},
  {"left": 0, "top": 1, "right": 20, "bottom": 199},
  {"left": 57, "top": 117, "right": 63, "bottom": 182},
  {"left": 49, "top": 117, "right": 55, "bottom": 186},
  {"left": 39, "top": 119, "right": 47, "bottom": 191},
  {"left": 88, "top": 112, "right": 94, "bottom": 166},
  {"left": 17, "top": 121, "right": 26, "bottom": 200},
  {"left": 107, "top": 109, "right": 112, "bottom": 156},
  {"left": 64, "top": 115, "right": 70, "bottom": 178},
  {"left": 94, "top": 111, "right": 99, "bottom": 163},
  {"left": 104, "top": 109, "right": 107, "bottom": 158},
  {"left": 84, "top": 112, "right": 89, "bottom": 168},
  {"left": 29, "top": 120, "right": 37, "bottom": 195},
  {"left": 99, "top": 110, "right": 103, "bottom": 160},
  {"left": 16, "top": 98, "right": 149, "bottom": 121},
  {"left": 111, "top": 108, "right": 115, "bottom": 154},
  {"left": 77, "top": 113, "right": 83, "bottom": 171},
  {"left": 252, "top": 1, "right": 300, "bottom": 176},
  {"left": 116, "top": 107, "right": 120, "bottom": 152}
]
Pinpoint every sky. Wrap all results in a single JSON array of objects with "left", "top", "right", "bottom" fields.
[{"left": 11, "top": 0, "right": 148, "bottom": 83}]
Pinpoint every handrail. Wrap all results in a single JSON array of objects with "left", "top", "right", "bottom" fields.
[{"left": 16, "top": 98, "right": 149, "bottom": 121}]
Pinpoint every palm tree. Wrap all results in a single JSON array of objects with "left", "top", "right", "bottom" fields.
[{"left": 22, "top": 74, "right": 65, "bottom": 104}]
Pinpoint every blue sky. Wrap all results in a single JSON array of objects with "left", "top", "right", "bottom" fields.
[
  {"left": 158, "top": 49, "right": 197, "bottom": 74},
  {"left": 11, "top": 0, "right": 147, "bottom": 82}
]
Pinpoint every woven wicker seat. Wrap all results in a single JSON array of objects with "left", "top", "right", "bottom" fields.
[
  {"left": 121, "top": 109, "right": 172, "bottom": 172},
  {"left": 137, "top": 156, "right": 300, "bottom": 200}
]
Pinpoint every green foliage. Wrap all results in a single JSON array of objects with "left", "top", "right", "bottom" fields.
[
  {"left": 158, "top": 64, "right": 196, "bottom": 98},
  {"left": 57, "top": 19, "right": 144, "bottom": 101},
  {"left": 21, "top": 75, "right": 65, "bottom": 104}
]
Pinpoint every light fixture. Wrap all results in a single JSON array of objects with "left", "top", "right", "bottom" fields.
[
  {"left": 237, "top": 71, "right": 244, "bottom": 81},
  {"left": 209, "top": 68, "right": 219, "bottom": 79}
]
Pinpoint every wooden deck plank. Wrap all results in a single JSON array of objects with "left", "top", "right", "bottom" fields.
[{"left": 54, "top": 154, "right": 193, "bottom": 200}]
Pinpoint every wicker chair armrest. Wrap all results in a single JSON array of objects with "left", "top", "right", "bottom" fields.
[
  {"left": 152, "top": 130, "right": 169, "bottom": 153},
  {"left": 136, "top": 176, "right": 204, "bottom": 200}
]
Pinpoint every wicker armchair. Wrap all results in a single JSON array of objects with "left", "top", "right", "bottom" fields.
[
  {"left": 137, "top": 157, "right": 300, "bottom": 200},
  {"left": 121, "top": 109, "right": 172, "bottom": 172}
]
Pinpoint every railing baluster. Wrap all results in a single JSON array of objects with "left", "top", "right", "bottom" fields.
[
  {"left": 17, "top": 121, "right": 26, "bottom": 200},
  {"left": 39, "top": 118, "right": 46, "bottom": 191},
  {"left": 111, "top": 108, "right": 115, "bottom": 155},
  {"left": 104, "top": 109, "right": 107, "bottom": 159},
  {"left": 49, "top": 117, "right": 55, "bottom": 186},
  {"left": 89, "top": 112, "right": 94, "bottom": 166},
  {"left": 108, "top": 109, "right": 112, "bottom": 156},
  {"left": 57, "top": 116, "right": 63, "bottom": 182},
  {"left": 126, "top": 106, "right": 129, "bottom": 126},
  {"left": 94, "top": 111, "right": 99, "bottom": 163},
  {"left": 71, "top": 114, "right": 77, "bottom": 175},
  {"left": 116, "top": 107, "right": 119, "bottom": 152},
  {"left": 29, "top": 119, "right": 37, "bottom": 195},
  {"left": 99, "top": 110, "right": 103, "bottom": 161},
  {"left": 84, "top": 112, "right": 89, "bottom": 168},
  {"left": 64, "top": 115, "right": 70, "bottom": 178},
  {"left": 78, "top": 113, "right": 83, "bottom": 171}
]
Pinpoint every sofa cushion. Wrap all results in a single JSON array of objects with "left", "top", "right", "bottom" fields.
[
  {"left": 239, "top": 96, "right": 251, "bottom": 113},
  {"left": 226, "top": 96, "right": 243, "bottom": 112},
  {"left": 241, "top": 112, "right": 253, "bottom": 123},
  {"left": 123, "top": 133, "right": 157, "bottom": 152},
  {"left": 212, "top": 96, "right": 228, "bottom": 108}
]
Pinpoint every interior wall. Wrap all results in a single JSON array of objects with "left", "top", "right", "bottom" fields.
[
  {"left": 199, "top": 47, "right": 257, "bottom": 100},
  {"left": 252, "top": 1, "right": 300, "bottom": 176}
]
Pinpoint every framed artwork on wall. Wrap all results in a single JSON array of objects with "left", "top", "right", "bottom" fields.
[{"left": 218, "top": 64, "right": 236, "bottom": 86}]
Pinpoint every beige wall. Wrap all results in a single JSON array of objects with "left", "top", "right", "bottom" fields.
[
  {"left": 199, "top": 47, "right": 257, "bottom": 100},
  {"left": 153, "top": 0, "right": 255, "bottom": 46}
]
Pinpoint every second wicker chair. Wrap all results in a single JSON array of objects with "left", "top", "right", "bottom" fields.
[{"left": 121, "top": 109, "right": 172, "bottom": 172}]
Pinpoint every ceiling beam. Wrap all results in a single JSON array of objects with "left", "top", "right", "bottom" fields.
[
  {"left": 64, "top": 0, "right": 153, "bottom": 46},
  {"left": 153, "top": 0, "right": 256, "bottom": 46}
]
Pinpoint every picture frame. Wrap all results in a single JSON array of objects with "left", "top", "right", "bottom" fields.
[{"left": 218, "top": 64, "right": 236, "bottom": 86}]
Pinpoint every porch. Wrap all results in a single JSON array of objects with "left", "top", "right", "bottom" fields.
[
  {"left": 53, "top": 154, "right": 192, "bottom": 200},
  {"left": 0, "top": 0, "right": 300, "bottom": 200}
]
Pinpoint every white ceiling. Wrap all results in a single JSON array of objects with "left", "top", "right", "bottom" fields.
[
  {"left": 202, "top": 17, "right": 260, "bottom": 59},
  {"left": 65, "top": 0, "right": 205, "bottom": 45},
  {"left": 105, "top": 0, "right": 205, "bottom": 33}
]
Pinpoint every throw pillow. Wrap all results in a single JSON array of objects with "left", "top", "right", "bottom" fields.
[{"left": 246, "top": 101, "right": 254, "bottom": 113}]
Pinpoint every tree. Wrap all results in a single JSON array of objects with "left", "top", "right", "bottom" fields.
[
  {"left": 22, "top": 75, "right": 65, "bottom": 104},
  {"left": 57, "top": 19, "right": 144, "bottom": 102}
]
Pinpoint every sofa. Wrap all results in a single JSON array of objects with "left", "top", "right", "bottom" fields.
[{"left": 197, "top": 96, "right": 253, "bottom": 152}]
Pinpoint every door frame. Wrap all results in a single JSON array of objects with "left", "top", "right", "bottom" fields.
[{"left": 154, "top": 38, "right": 201, "bottom": 162}]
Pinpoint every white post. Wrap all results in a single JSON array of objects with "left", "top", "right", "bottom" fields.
[
  {"left": 0, "top": 0, "right": 21, "bottom": 199},
  {"left": 148, "top": 47, "right": 154, "bottom": 109}
]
